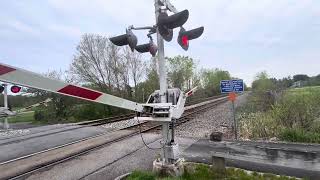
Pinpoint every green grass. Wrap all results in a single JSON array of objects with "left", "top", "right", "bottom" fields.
[
  {"left": 288, "top": 86, "right": 320, "bottom": 95},
  {"left": 127, "top": 170, "right": 155, "bottom": 180},
  {"left": 238, "top": 85, "right": 320, "bottom": 142},
  {"left": 6, "top": 111, "right": 35, "bottom": 123},
  {"left": 280, "top": 128, "right": 320, "bottom": 144},
  {"left": 126, "top": 164, "right": 298, "bottom": 180}
]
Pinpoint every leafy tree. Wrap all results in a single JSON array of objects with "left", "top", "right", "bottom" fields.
[
  {"left": 250, "top": 71, "right": 277, "bottom": 111},
  {"left": 167, "top": 56, "right": 196, "bottom": 90},
  {"left": 69, "top": 34, "right": 144, "bottom": 99},
  {"left": 32, "top": 70, "right": 78, "bottom": 122},
  {"left": 306, "top": 74, "right": 320, "bottom": 86},
  {"left": 69, "top": 34, "right": 146, "bottom": 117},
  {"left": 274, "top": 77, "right": 293, "bottom": 89},
  {"left": 201, "top": 68, "right": 231, "bottom": 96},
  {"left": 293, "top": 74, "right": 309, "bottom": 82},
  {"left": 251, "top": 71, "right": 275, "bottom": 92},
  {"left": 125, "top": 47, "right": 145, "bottom": 100},
  {"left": 135, "top": 58, "right": 159, "bottom": 102}
]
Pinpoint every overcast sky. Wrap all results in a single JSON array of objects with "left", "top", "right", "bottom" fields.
[{"left": 1, "top": 0, "right": 320, "bottom": 86}]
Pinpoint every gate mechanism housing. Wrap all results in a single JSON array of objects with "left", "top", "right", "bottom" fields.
[{"left": 136, "top": 87, "right": 197, "bottom": 122}]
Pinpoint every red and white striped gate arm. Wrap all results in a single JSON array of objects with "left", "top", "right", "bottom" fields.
[{"left": 0, "top": 63, "right": 143, "bottom": 112}]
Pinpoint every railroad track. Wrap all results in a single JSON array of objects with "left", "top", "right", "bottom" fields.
[
  {"left": 185, "top": 94, "right": 226, "bottom": 106},
  {"left": 0, "top": 96, "right": 228, "bottom": 179},
  {"left": 0, "top": 95, "right": 226, "bottom": 148},
  {"left": 78, "top": 94, "right": 227, "bottom": 127},
  {"left": 126, "top": 97, "right": 228, "bottom": 133},
  {"left": 2, "top": 94, "right": 319, "bottom": 180},
  {"left": 77, "top": 113, "right": 136, "bottom": 126}
]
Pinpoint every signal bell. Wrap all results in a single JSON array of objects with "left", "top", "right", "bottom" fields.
[
  {"left": 109, "top": 29, "right": 137, "bottom": 52},
  {"left": 135, "top": 41, "right": 158, "bottom": 57},
  {"left": 178, "top": 26, "right": 204, "bottom": 51},
  {"left": 157, "top": 10, "right": 189, "bottom": 42}
]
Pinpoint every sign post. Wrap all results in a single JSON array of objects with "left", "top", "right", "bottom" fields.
[
  {"left": 220, "top": 79, "right": 244, "bottom": 140},
  {"left": 229, "top": 92, "right": 237, "bottom": 139}
]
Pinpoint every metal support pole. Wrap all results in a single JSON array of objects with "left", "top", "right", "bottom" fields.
[
  {"left": 155, "top": 4, "right": 167, "bottom": 103},
  {"left": 232, "top": 101, "right": 237, "bottom": 140},
  {"left": 154, "top": 0, "right": 172, "bottom": 164},
  {"left": 171, "top": 120, "right": 175, "bottom": 143},
  {"left": 3, "top": 84, "right": 9, "bottom": 130},
  {"left": 4, "top": 84, "right": 8, "bottom": 109}
]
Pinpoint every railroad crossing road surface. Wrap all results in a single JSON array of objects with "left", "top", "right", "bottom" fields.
[
  {"left": 0, "top": 124, "right": 107, "bottom": 163},
  {"left": 183, "top": 139, "right": 320, "bottom": 180},
  {"left": 0, "top": 122, "right": 42, "bottom": 130},
  {"left": 21, "top": 134, "right": 197, "bottom": 180}
]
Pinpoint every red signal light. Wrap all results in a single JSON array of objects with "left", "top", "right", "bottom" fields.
[
  {"left": 11, "top": 86, "right": 21, "bottom": 93},
  {"left": 178, "top": 27, "right": 204, "bottom": 51},
  {"left": 181, "top": 35, "right": 189, "bottom": 46}
]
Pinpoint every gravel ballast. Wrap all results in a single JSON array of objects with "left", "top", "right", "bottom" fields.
[
  {"left": 175, "top": 93, "right": 248, "bottom": 139},
  {"left": 0, "top": 129, "right": 31, "bottom": 138},
  {"left": 101, "top": 118, "right": 145, "bottom": 130}
]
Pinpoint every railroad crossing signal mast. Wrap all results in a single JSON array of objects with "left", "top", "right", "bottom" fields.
[
  {"left": 0, "top": 84, "right": 22, "bottom": 129},
  {"left": 0, "top": 0, "right": 203, "bottom": 174},
  {"left": 109, "top": 0, "right": 204, "bottom": 171}
]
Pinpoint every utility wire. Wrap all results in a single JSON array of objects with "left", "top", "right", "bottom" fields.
[{"left": 136, "top": 112, "right": 168, "bottom": 150}]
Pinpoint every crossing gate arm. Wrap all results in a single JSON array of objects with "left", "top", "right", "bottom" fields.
[{"left": 0, "top": 63, "right": 143, "bottom": 112}]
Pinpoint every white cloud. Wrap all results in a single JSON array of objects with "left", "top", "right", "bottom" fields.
[
  {"left": 6, "top": 20, "right": 41, "bottom": 36},
  {"left": 47, "top": 0, "right": 154, "bottom": 25},
  {"left": 48, "top": 24, "right": 82, "bottom": 38},
  {"left": 1, "top": 0, "right": 320, "bottom": 87}
]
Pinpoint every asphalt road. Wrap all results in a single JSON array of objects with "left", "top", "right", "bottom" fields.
[
  {"left": 0, "top": 124, "right": 107, "bottom": 163},
  {"left": 22, "top": 135, "right": 197, "bottom": 180},
  {"left": 0, "top": 122, "right": 41, "bottom": 130}
]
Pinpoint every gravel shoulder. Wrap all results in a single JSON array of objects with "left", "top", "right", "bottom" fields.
[{"left": 175, "top": 93, "right": 249, "bottom": 139}]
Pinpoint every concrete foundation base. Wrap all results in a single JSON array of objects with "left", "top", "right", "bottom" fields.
[{"left": 153, "top": 158, "right": 185, "bottom": 177}]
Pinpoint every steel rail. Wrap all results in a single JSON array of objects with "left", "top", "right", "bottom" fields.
[
  {"left": 0, "top": 95, "right": 224, "bottom": 147},
  {"left": 2, "top": 97, "right": 228, "bottom": 179}
]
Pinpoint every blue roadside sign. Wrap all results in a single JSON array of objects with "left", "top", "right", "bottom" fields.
[{"left": 220, "top": 79, "right": 244, "bottom": 93}]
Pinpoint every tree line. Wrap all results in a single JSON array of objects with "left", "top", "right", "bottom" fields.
[{"left": 3, "top": 34, "right": 237, "bottom": 123}]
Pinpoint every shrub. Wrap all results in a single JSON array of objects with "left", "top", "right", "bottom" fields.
[
  {"left": 239, "top": 112, "right": 280, "bottom": 139},
  {"left": 34, "top": 110, "right": 44, "bottom": 121},
  {"left": 239, "top": 87, "right": 320, "bottom": 141},
  {"left": 238, "top": 92, "right": 276, "bottom": 113},
  {"left": 310, "top": 120, "right": 320, "bottom": 133},
  {"left": 279, "top": 128, "right": 320, "bottom": 144},
  {"left": 34, "top": 110, "right": 56, "bottom": 123},
  {"left": 272, "top": 89, "right": 320, "bottom": 130},
  {"left": 73, "top": 104, "right": 105, "bottom": 121}
]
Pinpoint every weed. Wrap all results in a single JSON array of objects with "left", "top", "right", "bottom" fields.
[
  {"left": 126, "top": 165, "right": 298, "bottom": 180},
  {"left": 127, "top": 170, "right": 155, "bottom": 180},
  {"left": 279, "top": 128, "right": 320, "bottom": 144},
  {"left": 239, "top": 87, "right": 320, "bottom": 142}
]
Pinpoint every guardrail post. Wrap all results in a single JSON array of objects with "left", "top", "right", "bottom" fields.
[{"left": 212, "top": 152, "right": 226, "bottom": 177}]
